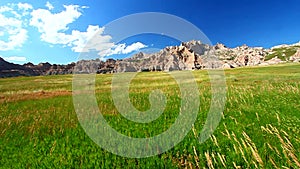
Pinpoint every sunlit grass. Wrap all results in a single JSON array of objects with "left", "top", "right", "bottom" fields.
[{"left": 0, "top": 63, "right": 300, "bottom": 168}]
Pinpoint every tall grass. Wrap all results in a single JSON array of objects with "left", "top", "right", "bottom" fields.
[{"left": 0, "top": 63, "right": 299, "bottom": 168}]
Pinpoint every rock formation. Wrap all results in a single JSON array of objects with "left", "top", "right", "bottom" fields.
[
  {"left": 290, "top": 49, "right": 300, "bottom": 62},
  {"left": 0, "top": 58, "right": 38, "bottom": 78},
  {"left": 1, "top": 40, "right": 300, "bottom": 78}
]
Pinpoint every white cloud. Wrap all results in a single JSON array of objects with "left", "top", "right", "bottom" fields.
[
  {"left": 3, "top": 56, "right": 26, "bottom": 62},
  {"left": 0, "top": 6, "right": 13, "bottom": 13},
  {"left": 17, "top": 3, "right": 33, "bottom": 11},
  {"left": 29, "top": 5, "right": 116, "bottom": 55},
  {"left": 123, "top": 42, "right": 147, "bottom": 54},
  {"left": 30, "top": 5, "right": 82, "bottom": 44},
  {"left": 0, "top": 4, "right": 28, "bottom": 51},
  {"left": 100, "top": 42, "right": 148, "bottom": 57},
  {"left": 5, "top": 3, "right": 146, "bottom": 59},
  {"left": 71, "top": 25, "right": 114, "bottom": 53},
  {"left": 15, "top": 3, "right": 33, "bottom": 17},
  {"left": 45, "top": 1, "right": 54, "bottom": 10}
]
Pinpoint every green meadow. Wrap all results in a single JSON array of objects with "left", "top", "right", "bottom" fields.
[{"left": 1, "top": 63, "right": 300, "bottom": 168}]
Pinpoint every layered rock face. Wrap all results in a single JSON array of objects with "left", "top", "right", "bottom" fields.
[
  {"left": 0, "top": 58, "right": 38, "bottom": 78},
  {"left": 113, "top": 40, "right": 269, "bottom": 72},
  {"left": 0, "top": 58, "right": 76, "bottom": 77},
  {"left": 1, "top": 40, "right": 300, "bottom": 78},
  {"left": 114, "top": 44, "right": 201, "bottom": 72},
  {"left": 213, "top": 44, "right": 268, "bottom": 68},
  {"left": 290, "top": 49, "right": 300, "bottom": 62},
  {"left": 24, "top": 62, "right": 75, "bottom": 75}
]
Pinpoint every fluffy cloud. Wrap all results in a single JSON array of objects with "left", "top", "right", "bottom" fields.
[
  {"left": 30, "top": 5, "right": 147, "bottom": 57},
  {"left": 0, "top": 6, "right": 13, "bottom": 13},
  {"left": 30, "top": 5, "right": 113, "bottom": 52},
  {"left": 0, "top": 3, "right": 147, "bottom": 58},
  {"left": 122, "top": 42, "right": 148, "bottom": 54},
  {"left": 71, "top": 27, "right": 147, "bottom": 56},
  {"left": 30, "top": 5, "right": 82, "bottom": 45},
  {"left": 30, "top": 5, "right": 116, "bottom": 54},
  {"left": 17, "top": 2, "right": 33, "bottom": 11},
  {"left": 71, "top": 25, "right": 114, "bottom": 53},
  {"left": 100, "top": 42, "right": 147, "bottom": 57},
  {"left": 16, "top": 3, "right": 33, "bottom": 17},
  {"left": 3, "top": 56, "right": 26, "bottom": 62},
  {"left": 45, "top": 1, "right": 54, "bottom": 10},
  {"left": 0, "top": 3, "right": 29, "bottom": 51}
]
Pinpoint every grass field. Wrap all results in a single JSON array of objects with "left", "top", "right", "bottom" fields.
[{"left": 1, "top": 63, "right": 300, "bottom": 168}]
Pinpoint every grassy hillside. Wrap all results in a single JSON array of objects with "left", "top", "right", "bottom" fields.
[
  {"left": 265, "top": 46, "right": 299, "bottom": 61},
  {"left": 0, "top": 63, "right": 300, "bottom": 168}
]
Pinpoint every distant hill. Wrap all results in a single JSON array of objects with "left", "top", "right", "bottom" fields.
[
  {"left": 0, "top": 58, "right": 75, "bottom": 78},
  {"left": 0, "top": 57, "right": 38, "bottom": 78},
  {"left": 1, "top": 41, "right": 300, "bottom": 78}
]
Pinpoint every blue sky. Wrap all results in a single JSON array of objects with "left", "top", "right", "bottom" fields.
[{"left": 0, "top": 0, "right": 300, "bottom": 64}]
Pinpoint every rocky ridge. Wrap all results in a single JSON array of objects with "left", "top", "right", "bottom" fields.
[
  {"left": 1, "top": 40, "right": 300, "bottom": 77},
  {"left": 109, "top": 40, "right": 300, "bottom": 72}
]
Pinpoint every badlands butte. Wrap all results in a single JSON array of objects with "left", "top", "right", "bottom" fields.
[{"left": 1, "top": 40, "right": 300, "bottom": 78}]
